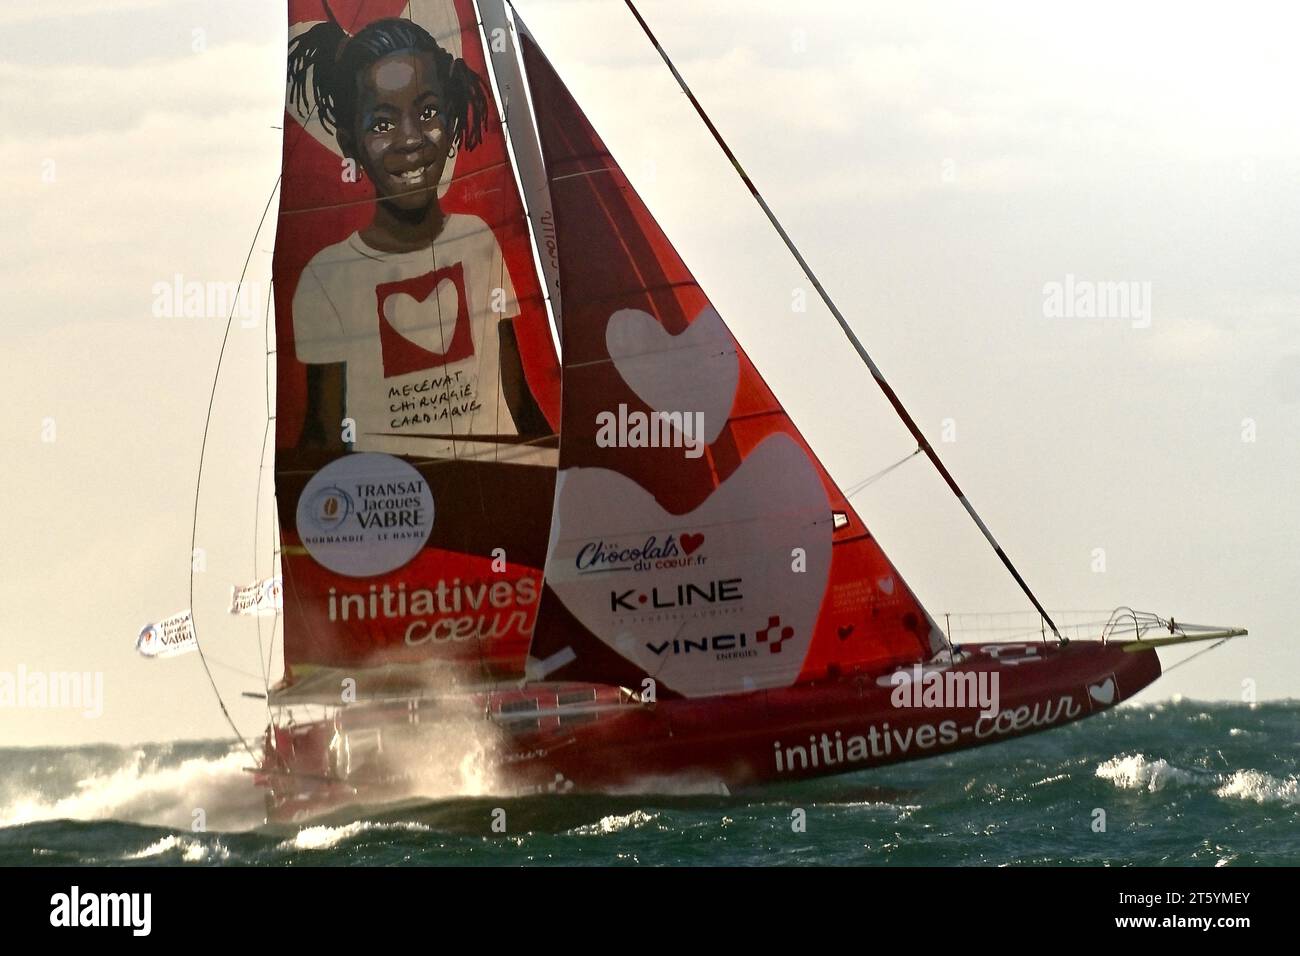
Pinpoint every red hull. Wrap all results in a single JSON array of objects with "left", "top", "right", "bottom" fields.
[{"left": 257, "top": 641, "right": 1161, "bottom": 823}]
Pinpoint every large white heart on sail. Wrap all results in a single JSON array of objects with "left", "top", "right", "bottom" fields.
[
  {"left": 544, "top": 434, "right": 832, "bottom": 697},
  {"left": 381, "top": 277, "right": 462, "bottom": 356},
  {"left": 605, "top": 306, "right": 739, "bottom": 447}
]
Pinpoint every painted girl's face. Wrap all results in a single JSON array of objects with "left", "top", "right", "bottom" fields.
[{"left": 349, "top": 51, "right": 451, "bottom": 210}]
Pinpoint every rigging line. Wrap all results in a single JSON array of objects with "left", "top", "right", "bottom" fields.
[
  {"left": 946, "top": 608, "right": 1115, "bottom": 618},
  {"left": 1161, "top": 638, "right": 1230, "bottom": 674},
  {"left": 252, "top": 415, "right": 273, "bottom": 694},
  {"left": 188, "top": 174, "right": 282, "bottom": 764},
  {"left": 266, "top": 607, "right": 282, "bottom": 693},
  {"left": 620, "top": 0, "right": 1062, "bottom": 641},
  {"left": 261, "top": 497, "right": 282, "bottom": 688},
  {"left": 843, "top": 447, "right": 922, "bottom": 499},
  {"left": 204, "top": 657, "right": 270, "bottom": 683},
  {"left": 406, "top": 0, "right": 461, "bottom": 472},
  {"left": 264, "top": 277, "right": 273, "bottom": 417},
  {"left": 259, "top": 273, "right": 279, "bottom": 716},
  {"left": 252, "top": 280, "right": 275, "bottom": 698}
]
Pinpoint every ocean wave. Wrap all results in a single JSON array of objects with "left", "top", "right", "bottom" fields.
[
  {"left": 570, "top": 810, "right": 658, "bottom": 836},
  {"left": 0, "top": 746, "right": 265, "bottom": 832},
  {"left": 1097, "top": 754, "right": 1299, "bottom": 806},
  {"left": 1214, "top": 770, "right": 1299, "bottom": 806},
  {"left": 124, "top": 834, "right": 230, "bottom": 863},
  {"left": 279, "top": 820, "right": 432, "bottom": 852},
  {"left": 1095, "top": 754, "right": 1204, "bottom": 791}
]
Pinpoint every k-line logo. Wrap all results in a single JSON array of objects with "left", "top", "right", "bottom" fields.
[
  {"left": 647, "top": 615, "right": 795, "bottom": 659},
  {"left": 50, "top": 886, "right": 151, "bottom": 936},
  {"left": 611, "top": 578, "right": 741, "bottom": 613}
]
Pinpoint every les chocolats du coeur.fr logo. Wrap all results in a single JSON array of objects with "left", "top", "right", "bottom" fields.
[{"left": 296, "top": 453, "right": 434, "bottom": 577}]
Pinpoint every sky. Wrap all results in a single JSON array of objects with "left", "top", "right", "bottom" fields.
[{"left": 1, "top": 0, "right": 1296, "bottom": 747}]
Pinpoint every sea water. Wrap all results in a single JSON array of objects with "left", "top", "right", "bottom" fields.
[{"left": 0, "top": 699, "right": 1295, "bottom": 866}]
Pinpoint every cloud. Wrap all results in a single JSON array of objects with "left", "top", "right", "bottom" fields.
[
  {"left": 0, "top": 36, "right": 283, "bottom": 337},
  {"left": 0, "top": 0, "right": 174, "bottom": 27}
]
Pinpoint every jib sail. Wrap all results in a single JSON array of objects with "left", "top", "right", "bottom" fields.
[{"left": 514, "top": 18, "right": 947, "bottom": 698}]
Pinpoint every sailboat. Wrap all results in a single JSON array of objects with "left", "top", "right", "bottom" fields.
[{"left": 244, "top": 0, "right": 1245, "bottom": 823}]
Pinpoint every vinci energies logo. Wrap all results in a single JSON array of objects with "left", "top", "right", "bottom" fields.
[
  {"left": 296, "top": 453, "right": 434, "bottom": 577},
  {"left": 646, "top": 614, "right": 794, "bottom": 661}
]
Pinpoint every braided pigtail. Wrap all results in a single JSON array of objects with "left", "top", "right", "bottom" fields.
[
  {"left": 286, "top": 6, "right": 349, "bottom": 133},
  {"left": 447, "top": 57, "right": 489, "bottom": 152}
]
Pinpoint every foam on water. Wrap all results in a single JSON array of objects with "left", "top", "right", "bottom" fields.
[
  {"left": 0, "top": 745, "right": 265, "bottom": 831},
  {"left": 1096, "top": 753, "right": 1299, "bottom": 805},
  {"left": 1095, "top": 753, "right": 1204, "bottom": 791},
  {"left": 1214, "top": 770, "right": 1299, "bottom": 806},
  {"left": 281, "top": 821, "right": 432, "bottom": 852},
  {"left": 0, "top": 703, "right": 508, "bottom": 834},
  {"left": 124, "top": 834, "right": 231, "bottom": 863},
  {"left": 570, "top": 810, "right": 658, "bottom": 836}
]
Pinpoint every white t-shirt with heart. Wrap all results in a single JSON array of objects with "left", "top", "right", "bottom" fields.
[{"left": 292, "top": 213, "right": 548, "bottom": 463}]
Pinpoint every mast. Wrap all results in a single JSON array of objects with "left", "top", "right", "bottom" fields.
[
  {"left": 619, "top": 0, "right": 1063, "bottom": 640},
  {"left": 474, "top": 0, "right": 563, "bottom": 350}
]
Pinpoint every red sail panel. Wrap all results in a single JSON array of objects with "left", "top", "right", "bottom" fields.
[
  {"left": 272, "top": 0, "right": 559, "bottom": 682},
  {"left": 519, "top": 32, "right": 945, "bottom": 698}
]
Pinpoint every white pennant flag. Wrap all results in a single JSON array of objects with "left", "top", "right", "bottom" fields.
[
  {"left": 228, "top": 576, "right": 283, "bottom": 616},
  {"left": 136, "top": 610, "right": 198, "bottom": 659}
]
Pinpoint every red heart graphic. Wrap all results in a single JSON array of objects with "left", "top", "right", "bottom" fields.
[
  {"left": 680, "top": 532, "right": 705, "bottom": 555},
  {"left": 376, "top": 263, "right": 473, "bottom": 377}
]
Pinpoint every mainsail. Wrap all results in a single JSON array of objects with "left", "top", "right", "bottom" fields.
[
  {"left": 514, "top": 20, "right": 947, "bottom": 698},
  {"left": 272, "top": 0, "right": 561, "bottom": 686}
]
